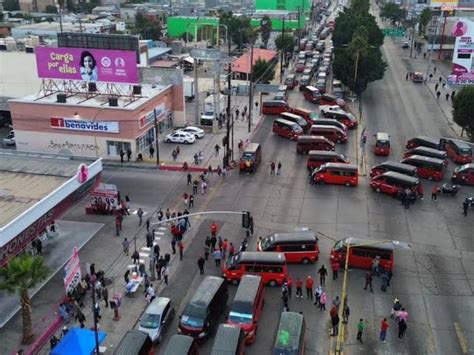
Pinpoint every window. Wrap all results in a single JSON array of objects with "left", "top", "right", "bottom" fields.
[
  {"left": 107, "top": 141, "right": 131, "bottom": 156},
  {"left": 330, "top": 170, "right": 341, "bottom": 176},
  {"left": 280, "top": 245, "right": 302, "bottom": 252}
]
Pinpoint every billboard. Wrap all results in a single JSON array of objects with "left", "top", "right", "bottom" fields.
[
  {"left": 50, "top": 117, "right": 120, "bottom": 133},
  {"left": 448, "top": 19, "right": 474, "bottom": 85},
  {"left": 63, "top": 247, "right": 81, "bottom": 293},
  {"left": 35, "top": 47, "right": 138, "bottom": 84},
  {"left": 430, "top": 0, "right": 458, "bottom": 6}
]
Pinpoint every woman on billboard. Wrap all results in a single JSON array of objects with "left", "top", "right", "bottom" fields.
[{"left": 80, "top": 51, "right": 98, "bottom": 82}]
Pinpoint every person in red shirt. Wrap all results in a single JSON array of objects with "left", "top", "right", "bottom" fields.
[
  {"left": 222, "top": 239, "right": 228, "bottom": 258},
  {"left": 295, "top": 277, "right": 303, "bottom": 298},
  {"left": 228, "top": 242, "right": 235, "bottom": 257},
  {"left": 379, "top": 318, "right": 389, "bottom": 342},
  {"left": 305, "top": 276, "right": 314, "bottom": 300},
  {"left": 210, "top": 222, "right": 218, "bottom": 237},
  {"left": 332, "top": 261, "right": 340, "bottom": 280}
]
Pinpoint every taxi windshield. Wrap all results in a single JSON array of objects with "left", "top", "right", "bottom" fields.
[
  {"left": 459, "top": 147, "right": 472, "bottom": 154},
  {"left": 333, "top": 240, "right": 345, "bottom": 252},
  {"left": 243, "top": 152, "right": 255, "bottom": 160},
  {"left": 229, "top": 311, "right": 253, "bottom": 324},
  {"left": 261, "top": 236, "right": 273, "bottom": 250}
]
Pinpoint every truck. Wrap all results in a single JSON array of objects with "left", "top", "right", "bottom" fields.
[
  {"left": 200, "top": 94, "right": 227, "bottom": 126},
  {"left": 183, "top": 77, "right": 195, "bottom": 102}
]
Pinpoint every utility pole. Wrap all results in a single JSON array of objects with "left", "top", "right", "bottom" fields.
[
  {"left": 409, "top": 25, "right": 416, "bottom": 58},
  {"left": 226, "top": 30, "right": 232, "bottom": 166},
  {"left": 153, "top": 108, "right": 160, "bottom": 166},
  {"left": 425, "top": 11, "right": 442, "bottom": 83},
  {"left": 194, "top": 58, "right": 199, "bottom": 125},
  {"left": 247, "top": 44, "right": 254, "bottom": 133},
  {"left": 280, "top": 17, "right": 285, "bottom": 83},
  {"left": 297, "top": 6, "right": 302, "bottom": 50},
  {"left": 91, "top": 278, "right": 100, "bottom": 355}
]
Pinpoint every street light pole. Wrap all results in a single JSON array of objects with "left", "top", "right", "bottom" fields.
[
  {"left": 153, "top": 109, "right": 160, "bottom": 166},
  {"left": 91, "top": 278, "right": 100, "bottom": 355},
  {"left": 280, "top": 17, "right": 285, "bottom": 83},
  {"left": 425, "top": 11, "right": 443, "bottom": 83},
  {"left": 247, "top": 44, "right": 254, "bottom": 133}
]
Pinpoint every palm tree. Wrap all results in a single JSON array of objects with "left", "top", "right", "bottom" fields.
[{"left": 0, "top": 255, "right": 50, "bottom": 344}]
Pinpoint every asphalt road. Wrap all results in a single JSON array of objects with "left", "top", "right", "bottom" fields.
[{"left": 155, "top": 11, "right": 474, "bottom": 355}]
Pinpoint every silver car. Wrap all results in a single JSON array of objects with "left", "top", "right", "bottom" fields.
[{"left": 138, "top": 297, "right": 175, "bottom": 343}]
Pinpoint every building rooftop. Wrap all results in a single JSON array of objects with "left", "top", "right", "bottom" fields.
[
  {"left": 0, "top": 153, "right": 87, "bottom": 229},
  {"left": 231, "top": 48, "right": 278, "bottom": 75},
  {"left": 10, "top": 83, "right": 171, "bottom": 110}
]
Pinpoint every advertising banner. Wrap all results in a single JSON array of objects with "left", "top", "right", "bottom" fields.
[
  {"left": 430, "top": 0, "right": 458, "bottom": 6},
  {"left": 35, "top": 47, "right": 138, "bottom": 84},
  {"left": 51, "top": 117, "right": 120, "bottom": 133},
  {"left": 139, "top": 103, "right": 166, "bottom": 129},
  {"left": 448, "top": 18, "right": 474, "bottom": 85},
  {"left": 90, "top": 183, "right": 119, "bottom": 208},
  {"left": 63, "top": 247, "right": 81, "bottom": 293}
]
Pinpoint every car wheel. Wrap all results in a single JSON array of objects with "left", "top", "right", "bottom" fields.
[
  {"left": 428, "top": 176, "right": 433, "bottom": 181},
  {"left": 232, "top": 279, "right": 239, "bottom": 286},
  {"left": 375, "top": 187, "right": 381, "bottom": 193},
  {"left": 184, "top": 140, "right": 189, "bottom": 144},
  {"left": 165, "top": 138, "right": 171, "bottom": 143},
  {"left": 268, "top": 280, "right": 277, "bottom": 287},
  {"left": 302, "top": 258, "right": 310, "bottom": 264},
  {"left": 345, "top": 181, "right": 351, "bottom": 187}
]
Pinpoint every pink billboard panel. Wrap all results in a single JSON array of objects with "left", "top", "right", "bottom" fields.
[
  {"left": 35, "top": 47, "right": 138, "bottom": 84},
  {"left": 449, "top": 19, "right": 474, "bottom": 86}
]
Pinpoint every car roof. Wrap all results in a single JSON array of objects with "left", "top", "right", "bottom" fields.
[{"left": 145, "top": 297, "right": 170, "bottom": 315}]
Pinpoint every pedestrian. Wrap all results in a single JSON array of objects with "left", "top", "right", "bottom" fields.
[
  {"left": 146, "top": 284, "right": 156, "bottom": 303},
  {"left": 380, "top": 318, "right": 389, "bottom": 342},
  {"left": 213, "top": 248, "right": 222, "bottom": 267},
  {"left": 438, "top": 76, "right": 442, "bottom": 83},
  {"left": 356, "top": 319, "right": 365, "bottom": 343},
  {"left": 305, "top": 276, "right": 314, "bottom": 300},
  {"left": 76, "top": 311, "right": 86, "bottom": 328},
  {"left": 178, "top": 240, "right": 184, "bottom": 260},
  {"left": 187, "top": 173, "right": 192, "bottom": 185},
  {"left": 138, "top": 261, "right": 146, "bottom": 277},
  {"left": 235, "top": 108, "right": 240, "bottom": 119},
  {"left": 146, "top": 218, "right": 150, "bottom": 232},
  {"left": 435, "top": 83, "right": 439, "bottom": 92},
  {"left": 162, "top": 265, "right": 169, "bottom": 285},
  {"left": 398, "top": 319, "right": 408, "bottom": 339},
  {"left": 331, "top": 310, "right": 340, "bottom": 336},
  {"left": 93, "top": 302, "right": 101, "bottom": 320},
  {"left": 137, "top": 208, "right": 144, "bottom": 226},
  {"left": 343, "top": 302, "right": 350, "bottom": 323},
  {"left": 193, "top": 179, "right": 199, "bottom": 195},
  {"left": 229, "top": 242, "right": 235, "bottom": 257},
  {"left": 463, "top": 199, "right": 469, "bottom": 216},
  {"left": 434, "top": 66, "right": 437, "bottom": 74},
  {"left": 208, "top": 165, "right": 213, "bottom": 175},
  {"left": 210, "top": 222, "right": 218, "bottom": 237},
  {"left": 424, "top": 52, "right": 427, "bottom": 59},
  {"left": 314, "top": 284, "right": 322, "bottom": 306},
  {"left": 153, "top": 243, "right": 160, "bottom": 259},
  {"left": 319, "top": 291, "right": 327, "bottom": 311},
  {"left": 445, "top": 92, "right": 450, "bottom": 101},
  {"left": 332, "top": 296, "right": 340, "bottom": 311},
  {"left": 442, "top": 81, "right": 446, "bottom": 89},
  {"left": 331, "top": 260, "right": 340, "bottom": 280},
  {"left": 197, "top": 255, "right": 205, "bottom": 274},
  {"left": 131, "top": 249, "right": 140, "bottom": 264},
  {"left": 406, "top": 72, "right": 409, "bottom": 80},
  {"left": 102, "top": 287, "right": 109, "bottom": 308},
  {"left": 372, "top": 256, "right": 380, "bottom": 275},
  {"left": 171, "top": 237, "right": 177, "bottom": 254},
  {"left": 295, "top": 277, "right": 303, "bottom": 298},
  {"left": 318, "top": 265, "right": 328, "bottom": 286},
  {"left": 276, "top": 162, "right": 282, "bottom": 175},
  {"left": 35, "top": 239, "right": 43, "bottom": 255},
  {"left": 436, "top": 91, "right": 441, "bottom": 100},
  {"left": 286, "top": 276, "right": 293, "bottom": 298},
  {"left": 270, "top": 161, "right": 275, "bottom": 175},
  {"left": 364, "top": 271, "right": 373, "bottom": 292},
  {"left": 172, "top": 150, "right": 177, "bottom": 161},
  {"left": 451, "top": 90, "right": 456, "bottom": 101},
  {"left": 201, "top": 181, "right": 207, "bottom": 194},
  {"left": 381, "top": 272, "right": 389, "bottom": 292},
  {"left": 119, "top": 150, "right": 124, "bottom": 163},
  {"left": 149, "top": 145, "right": 155, "bottom": 158},
  {"left": 214, "top": 144, "right": 220, "bottom": 156},
  {"left": 429, "top": 73, "right": 433, "bottom": 81},
  {"left": 176, "top": 146, "right": 180, "bottom": 155},
  {"left": 431, "top": 185, "right": 439, "bottom": 200}
]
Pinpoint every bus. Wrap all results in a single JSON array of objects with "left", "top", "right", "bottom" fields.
[
  {"left": 330, "top": 237, "right": 394, "bottom": 272},
  {"left": 400, "top": 155, "right": 446, "bottom": 181},
  {"left": 239, "top": 143, "right": 262, "bottom": 174},
  {"left": 273, "top": 119, "right": 303, "bottom": 140},
  {"left": 312, "top": 163, "right": 358, "bottom": 186},
  {"left": 227, "top": 275, "right": 264, "bottom": 343},
  {"left": 222, "top": 252, "right": 288, "bottom": 287},
  {"left": 257, "top": 230, "right": 320, "bottom": 263}
]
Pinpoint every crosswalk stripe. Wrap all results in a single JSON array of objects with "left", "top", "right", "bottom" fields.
[{"left": 139, "top": 253, "right": 149, "bottom": 258}]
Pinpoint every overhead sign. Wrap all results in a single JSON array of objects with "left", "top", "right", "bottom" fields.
[
  {"left": 139, "top": 103, "right": 166, "bottom": 129},
  {"left": 51, "top": 117, "right": 120, "bottom": 133},
  {"left": 35, "top": 47, "right": 138, "bottom": 84},
  {"left": 383, "top": 28, "right": 406, "bottom": 37},
  {"left": 448, "top": 18, "right": 474, "bottom": 85},
  {"left": 63, "top": 247, "right": 81, "bottom": 293}
]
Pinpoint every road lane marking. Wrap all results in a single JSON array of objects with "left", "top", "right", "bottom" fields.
[{"left": 454, "top": 322, "right": 469, "bottom": 354}]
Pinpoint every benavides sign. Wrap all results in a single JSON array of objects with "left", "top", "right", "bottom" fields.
[{"left": 51, "top": 117, "right": 119, "bottom": 133}]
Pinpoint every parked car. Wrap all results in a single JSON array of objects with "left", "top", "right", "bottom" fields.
[
  {"left": 177, "top": 126, "right": 205, "bottom": 138},
  {"left": 3, "top": 130, "right": 15, "bottom": 146},
  {"left": 295, "top": 60, "right": 306, "bottom": 73},
  {"left": 165, "top": 131, "right": 196, "bottom": 144},
  {"left": 138, "top": 297, "right": 175, "bottom": 343}
]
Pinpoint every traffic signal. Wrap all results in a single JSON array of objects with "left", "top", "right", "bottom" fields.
[{"left": 242, "top": 211, "right": 251, "bottom": 228}]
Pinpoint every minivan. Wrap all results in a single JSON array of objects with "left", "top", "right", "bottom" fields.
[
  {"left": 405, "top": 136, "right": 440, "bottom": 150},
  {"left": 262, "top": 100, "right": 289, "bottom": 115},
  {"left": 164, "top": 335, "right": 199, "bottom": 355},
  {"left": 273, "top": 118, "right": 303, "bottom": 140},
  {"left": 370, "top": 171, "right": 421, "bottom": 197},
  {"left": 290, "top": 107, "right": 319, "bottom": 125},
  {"left": 280, "top": 112, "right": 309, "bottom": 132},
  {"left": 452, "top": 163, "right": 474, "bottom": 185},
  {"left": 303, "top": 86, "right": 321, "bottom": 103},
  {"left": 307, "top": 150, "right": 349, "bottom": 170},
  {"left": 370, "top": 161, "right": 417, "bottom": 178},
  {"left": 439, "top": 138, "right": 473, "bottom": 164},
  {"left": 311, "top": 118, "right": 347, "bottom": 132},
  {"left": 284, "top": 74, "right": 297, "bottom": 89},
  {"left": 403, "top": 146, "right": 448, "bottom": 164},
  {"left": 239, "top": 143, "right": 262, "bottom": 174},
  {"left": 296, "top": 135, "right": 335, "bottom": 154},
  {"left": 114, "top": 330, "right": 154, "bottom": 355},
  {"left": 272, "top": 312, "right": 306, "bottom": 355},
  {"left": 178, "top": 276, "right": 228, "bottom": 341},
  {"left": 312, "top": 163, "right": 358, "bottom": 186},
  {"left": 400, "top": 155, "right": 446, "bottom": 181},
  {"left": 310, "top": 125, "right": 348, "bottom": 143},
  {"left": 227, "top": 275, "right": 264, "bottom": 343},
  {"left": 210, "top": 325, "right": 246, "bottom": 355}
]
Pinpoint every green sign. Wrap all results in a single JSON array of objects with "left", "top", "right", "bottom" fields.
[{"left": 383, "top": 28, "right": 406, "bottom": 37}]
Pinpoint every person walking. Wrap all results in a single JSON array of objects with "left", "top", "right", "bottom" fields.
[
  {"left": 356, "top": 319, "right": 365, "bottom": 343},
  {"left": 76, "top": 311, "right": 86, "bottom": 328},
  {"left": 276, "top": 162, "right": 282, "bottom": 176},
  {"left": 210, "top": 222, "right": 218, "bottom": 238},
  {"left": 463, "top": 199, "right": 469, "bottom": 216},
  {"left": 137, "top": 208, "right": 144, "bottom": 226},
  {"left": 435, "top": 83, "right": 439, "bottom": 92},
  {"left": 149, "top": 145, "right": 155, "bottom": 158},
  {"left": 343, "top": 302, "right": 350, "bottom": 323},
  {"left": 287, "top": 276, "right": 293, "bottom": 299},
  {"left": 162, "top": 265, "right": 169, "bottom": 285},
  {"left": 132, "top": 250, "right": 140, "bottom": 264},
  {"left": 93, "top": 302, "right": 101, "bottom": 321},
  {"left": 197, "top": 256, "right": 205, "bottom": 274},
  {"left": 270, "top": 161, "right": 275, "bottom": 175},
  {"left": 380, "top": 318, "right": 389, "bottom": 342},
  {"left": 406, "top": 72, "right": 409, "bottom": 80},
  {"left": 102, "top": 287, "right": 109, "bottom": 308},
  {"left": 193, "top": 179, "right": 199, "bottom": 195},
  {"left": 229, "top": 242, "right": 235, "bottom": 258},
  {"left": 178, "top": 240, "right": 184, "bottom": 261},
  {"left": 431, "top": 185, "right": 439, "bottom": 200},
  {"left": 331, "top": 260, "right": 340, "bottom": 280},
  {"left": 126, "top": 149, "right": 132, "bottom": 161},
  {"left": 213, "top": 248, "right": 222, "bottom": 267},
  {"left": 295, "top": 277, "right": 303, "bottom": 298},
  {"left": 187, "top": 173, "right": 192, "bottom": 185},
  {"left": 305, "top": 276, "right": 314, "bottom": 300},
  {"left": 436, "top": 91, "right": 441, "bottom": 100},
  {"left": 398, "top": 319, "right": 408, "bottom": 339},
  {"left": 35, "top": 239, "right": 43, "bottom": 256},
  {"left": 318, "top": 265, "right": 328, "bottom": 286},
  {"left": 364, "top": 271, "right": 373, "bottom": 292},
  {"left": 115, "top": 215, "right": 122, "bottom": 236},
  {"left": 330, "top": 307, "right": 340, "bottom": 336},
  {"left": 214, "top": 144, "right": 221, "bottom": 156},
  {"left": 319, "top": 291, "right": 327, "bottom": 311},
  {"left": 314, "top": 285, "right": 322, "bottom": 306},
  {"left": 120, "top": 150, "right": 124, "bottom": 163}
]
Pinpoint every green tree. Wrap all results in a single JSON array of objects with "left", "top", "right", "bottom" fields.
[
  {"left": 350, "top": 0, "right": 369, "bottom": 15},
  {"left": 380, "top": 3, "right": 407, "bottom": 26},
  {"left": 0, "top": 255, "right": 50, "bottom": 344},
  {"left": 275, "top": 33, "right": 295, "bottom": 53},
  {"left": 134, "top": 12, "right": 162, "bottom": 40},
  {"left": 260, "top": 15, "right": 272, "bottom": 46},
  {"left": 453, "top": 86, "right": 474, "bottom": 139},
  {"left": 252, "top": 58, "right": 275, "bottom": 83},
  {"left": 220, "top": 11, "right": 255, "bottom": 48},
  {"left": 45, "top": 5, "right": 58, "bottom": 13},
  {"left": 3, "top": 0, "right": 20, "bottom": 11},
  {"left": 418, "top": 8, "right": 432, "bottom": 36},
  {"left": 332, "top": 9, "right": 384, "bottom": 48}
]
